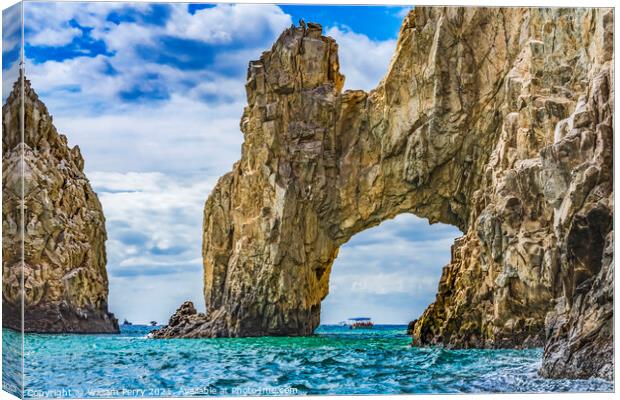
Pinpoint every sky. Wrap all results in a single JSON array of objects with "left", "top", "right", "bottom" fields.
[{"left": 3, "top": 2, "right": 462, "bottom": 325}]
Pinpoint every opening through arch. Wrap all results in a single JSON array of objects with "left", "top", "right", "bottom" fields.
[{"left": 320, "top": 214, "right": 462, "bottom": 326}]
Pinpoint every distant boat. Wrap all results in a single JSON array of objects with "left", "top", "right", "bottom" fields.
[
  {"left": 347, "top": 317, "right": 374, "bottom": 329},
  {"left": 338, "top": 321, "right": 347, "bottom": 327},
  {"left": 149, "top": 321, "right": 158, "bottom": 327},
  {"left": 122, "top": 319, "right": 133, "bottom": 326}
]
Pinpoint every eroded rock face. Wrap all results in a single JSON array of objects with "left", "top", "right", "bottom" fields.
[
  {"left": 156, "top": 7, "right": 613, "bottom": 379},
  {"left": 410, "top": 8, "right": 614, "bottom": 380},
  {"left": 2, "top": 77, "right": 118, "bottom": 333},
  {"left": 537, "top": 60, "right": 614, "bottom": 380}
]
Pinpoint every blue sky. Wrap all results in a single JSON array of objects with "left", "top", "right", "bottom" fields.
[{"left": 3, "top": 2, "right": 461, "bottom": 324}]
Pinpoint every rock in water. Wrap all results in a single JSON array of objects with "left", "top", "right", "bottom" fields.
[
  {"left": 150, "top": 301, "right": 210, "bottom": 338},
  {"left": 155, "top": 7, "right": 613, "bottom": 380},
  {"left": 2, "top": 76, "right": 119, "bottom": 333}
]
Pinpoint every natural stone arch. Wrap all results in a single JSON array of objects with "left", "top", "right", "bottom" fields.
[
  {"left": 196, "top": 15, "right": 493, "bottom": 338},
  {"left": 158, "top": 7, "right": 556, "bottom": 337},
  {"left": 154, "top": 6, "right": 613, "bottom": 381}
]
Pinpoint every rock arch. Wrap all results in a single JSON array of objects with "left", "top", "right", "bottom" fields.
[
  {"left": 193, "top": 10, "right": 510, "bottom": 337},
  {"left": 154, "top": 6, "right": 613, "bottom": 380}
]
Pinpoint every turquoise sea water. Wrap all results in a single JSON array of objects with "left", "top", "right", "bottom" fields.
[{"left": 2, "top": 325, "right": 613, "bottom": 398}]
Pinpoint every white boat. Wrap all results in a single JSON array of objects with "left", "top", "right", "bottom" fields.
[{"left": 347, "top": 317, "right": 374, "bottom": 329}]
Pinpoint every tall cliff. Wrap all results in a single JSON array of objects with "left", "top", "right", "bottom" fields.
[
  {"left": 2, "top": 77, "right": 119, "bottom": 333},
  {"left": 153, "top": 7, "right": 613, "bottom": 380}
]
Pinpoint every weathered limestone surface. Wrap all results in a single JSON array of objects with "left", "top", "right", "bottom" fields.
[
  {"left": 2, "top": 77, "right": 119, "bottom": 333},
  {"left": 409, "top": 8, "right": 614, "bottom": 380},
  {"left": 537, "top": 61, "right": 614, "bottom": 379},
  {"left": 154, "top": 7, "right": 613, "bottom": 380}
]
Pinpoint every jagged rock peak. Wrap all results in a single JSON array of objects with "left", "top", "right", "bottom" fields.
[
  {"left": 244, "top": 21, "right": 344, "bottom": 103},
  {"left": 2, "top": 76, "right": 119, "bottom": 333}
]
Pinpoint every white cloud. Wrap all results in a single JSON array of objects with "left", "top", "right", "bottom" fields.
[
  {"left": 165, "top": 4, "right": 291, "bottom": 44},
  {"left": 24, "top": 2, "right": 150, "bottom": 34},
  {"left": 28, "top": 26, "right": 82, "bottom": 47},
  {"left": 91, "top": 20, "right": 157, "bottom": 52},
  {"left": 50, "top": 94, "right": 245, "bottom": 176},
  {"left": 326, "top": 26, "right": 397, "bottom": 91},
  {"left": 26, "top": 55, "right": 124, "bottom": 106},
  {"left": 345, "top": 273, "right": 442, "bottom": 296},
  {"left": 92, "top": 171, "right": 213, "bottom": 255},
  {"left": 91, "top": 171, "right": 213, "bottom": 324},
  {"left": 89, "top": 171, "right": 170, "bottom": 192}
]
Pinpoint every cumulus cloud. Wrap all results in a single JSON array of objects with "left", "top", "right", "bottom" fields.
[
  {"left": 91, "top": 171, "right": 213, "bottom": 322},
  {"left": 2, "top": 3, "right": 21, "bottom": 52},
  {"left": 91, "top": 171, "right": 213, "bottom": 262},
  {"left": 165, "top": 4, "right": 291, "bottom": 44},
  {"left": 27, "top": 26, "right": 83, "bottom": 47},
  {"left": 23, "top": 3, "right": 291, "bottom": 112},
  {"left": 52, "top": 94, "right": 244, "bottom": 176},
  {"left": 24, "top": 2, "right": 151, "bottom": 35}
]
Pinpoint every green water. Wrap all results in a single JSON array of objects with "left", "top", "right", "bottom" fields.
[{"left": 2, "top": 325, "right": 613, "bottom": 397}]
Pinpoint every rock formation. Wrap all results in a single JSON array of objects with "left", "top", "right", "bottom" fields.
[
  {"left": 2, "top": 76, "right": 119, "bottom": 333},
  {"left": 150, "top": 301, "right": 209, "bottom": 338},
  {"left": 407, "top": 8, "right": 614, "bottom": 380},
  {"left": 537, "top": 66, "right": 614, "bottom": 379},
  {"left": 154, "top": 7, "right": 613, "bottom": 380}
]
